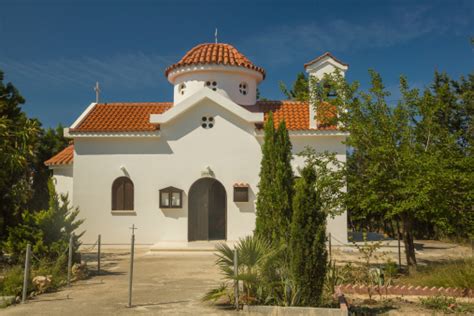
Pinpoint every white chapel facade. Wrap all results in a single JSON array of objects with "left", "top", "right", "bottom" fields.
[{"left": 45, "top": 43, "right": 349, "bottom": 245}]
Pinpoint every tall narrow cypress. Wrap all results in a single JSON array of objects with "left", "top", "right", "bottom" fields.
[
  {"left": 255, "top": 113, "right": 294, "bottom": 244},
  {"left": 290, "top": 163, "right": 327, "bottom": 306},
  {"left": 274, "top": 120, "right": 294, "bottom": 243},
  {"left": 255, "top": 112, "right": 277, "bottom": 242}
]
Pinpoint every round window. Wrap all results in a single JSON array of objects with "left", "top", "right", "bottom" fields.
[
  {"left": 178, "top": 83, "right": 186, "bottom": 95},
  {"left": 205, "top": 81, "right": 218, "bottom": 91},
  {"left": 239, "top": 82, "right": 248, "bottom": 95},
  {"left": 201, "top": 116, "right": 215, "bottom": 129}
]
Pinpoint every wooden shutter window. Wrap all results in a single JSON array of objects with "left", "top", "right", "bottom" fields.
[{"left": 112, "top": 177, "right": 134, "bottom": 211}]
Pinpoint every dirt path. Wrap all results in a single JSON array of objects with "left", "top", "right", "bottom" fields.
[{"left": 3, "top": 249, "right": 236, "bottom": 315}]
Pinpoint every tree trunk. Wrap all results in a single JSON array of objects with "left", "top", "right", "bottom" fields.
[{"left": 401, "top": 214, "right": 417, "bottom": 270}]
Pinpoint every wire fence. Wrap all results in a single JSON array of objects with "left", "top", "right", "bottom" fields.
[
  {"left": 20, "top": 233, "right": 102, "bottom": 304},
  {"left": 327, "top": 232, "right": 403, "bottom": 268}
]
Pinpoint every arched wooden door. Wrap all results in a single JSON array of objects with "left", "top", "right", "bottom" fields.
[{"left": 188, "top": 178, "right": 226, "bottom": 241}]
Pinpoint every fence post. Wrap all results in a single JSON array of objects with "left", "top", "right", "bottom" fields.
[
  {"left": 328, "top": 232, "right": 332, "bottom": 262},
  {"left": 397, "top": 228, "right": 402, "bottom": 269},
  {"left": 67, "top": 233, "right": 74, "bottom": 287},
  {"left": 21, "top": 243, "right": 31, "bottom": 304},
  {"left": 128, "top": 225, "right": 136, "bottom": 308},
  {"left": 234, "top": 248, "right": 239, "bottom": 310},
  {"left": 97, "top": 234, "right": 101, "bottom": 275}
]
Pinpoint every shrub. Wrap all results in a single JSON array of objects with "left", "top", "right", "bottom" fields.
[
  {"left": 203, "top": 236, "right": 301, "bottom": 307},
  {"left": 32, "top": 254, "right": 68, "bottom": 291},
  {"left": 324, "top": 261, "right": 350, "bottom": 296},
  {"left": 0, "top": 265, "right": 26, "bottom": 296},
  {"left": 3, "top": 179, "right": 84, "bottom": 263},
  {"left": 420, "top": 295, "right": 457, "bottom": 312}
]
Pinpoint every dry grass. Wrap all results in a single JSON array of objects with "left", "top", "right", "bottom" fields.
[{"left": 397, "top": 257, "right": 474, "bottom": 289}]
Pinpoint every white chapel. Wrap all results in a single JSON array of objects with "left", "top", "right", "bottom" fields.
[{"left": 45, "top": 43, "right": 349, "bottom": 245}]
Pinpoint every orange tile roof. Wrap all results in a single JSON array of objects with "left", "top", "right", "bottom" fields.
[
  {"left": 248, "top": 100, "right": 338, "bottom": 131},
  {"left": 48, "top": 100, "right": 338, "bottom": 166},
  {"left": 44, "top": 144, "right": 74, "bottom": 166},
  {"left": 165, "top": 43, "right": 265, "bottom": 78},
  {"left": 71, "top": 102, "right": 172, "bottom": 132},
  {"left": 304, "top": 52, "right": 348, "bottom": 68},
  {"left": 70, "top": 101, "right": 337, "bottom": 133}
]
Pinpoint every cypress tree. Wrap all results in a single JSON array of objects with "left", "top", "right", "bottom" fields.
[
  {"left": 255, "top": 112, "right": 277, "bottom": 242},
  {"left": 255, "top": 114, "right": 295, "bottom": 244},
  {"left": 290, "top": 162, "right": 327, "bottom": 306},
  {"left": 274, "top": 120, "right": 294, "bottom": 243}
]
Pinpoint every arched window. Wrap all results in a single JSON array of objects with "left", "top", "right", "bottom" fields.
[{"left": 112, "top": 177, "right": 134, "bottom": 210}]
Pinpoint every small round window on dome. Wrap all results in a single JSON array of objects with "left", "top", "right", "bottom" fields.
[
  {"left": 239, "top": 82, "right": 248, "bottom": 95},
  {"left": 205, "top": 81, "right": 218, "bottom": 91},
  {"left": 178, "top": 83, "right": 186, "bottom": 95}
]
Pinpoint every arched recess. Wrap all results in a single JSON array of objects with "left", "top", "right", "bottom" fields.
[
  {"left": 112, "top": 176, "right": 134, "bottom": 210},
  {"left": 188, "top": 178, "right": 226, "bottom": 241}
]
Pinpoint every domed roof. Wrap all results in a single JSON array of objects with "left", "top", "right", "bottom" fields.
[{"left": 165, "top": 43, "right": 265, "bottom": 78}]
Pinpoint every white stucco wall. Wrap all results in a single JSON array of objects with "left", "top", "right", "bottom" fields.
[
  {"left": 168, "top": 65, "right": 262, "bottom": 105},
  {"left": 71, "top": 99, "right": 347, "bottom": 245},
  {"left": 52, "top": 166, "right": 74, "bottom": 203}
]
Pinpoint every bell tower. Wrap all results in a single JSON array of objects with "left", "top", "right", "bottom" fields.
[{"left": 304, "top": 52, "right": 348, "bottom": 129}]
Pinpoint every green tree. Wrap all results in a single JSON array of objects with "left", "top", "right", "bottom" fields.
[
  {"left": 279, "top": 72, "right": 309, "bottom": 101},
  {"left": 312, "top": 69, "right": 474, "bottom": 268},
  {"left": 255, "top": 113, "right": 294, "bottom": 244},
  {"left": 29, "top": 124, "right": 69, "bottom": 212},
  {"left": 274, "top": 121, "right": 294, "bottom": 242},
  {"left": 3, "top": 179, "right": 84, "bottom": 263},
  {"left": 290, "top": 148, "right": 345, "bottom": 306},
  {"left": 0, "top": 70, "right": 40, "bottom": 238}
]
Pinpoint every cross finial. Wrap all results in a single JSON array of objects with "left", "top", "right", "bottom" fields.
[
  {"left": 129, "top": 224, "right": 138, "bottom": 235},
  {"left": 94, "top": 81, "right": 101, "bottom": 103},
  {"left": 215, "top": 28, "right": 218, "bottom": 44}
]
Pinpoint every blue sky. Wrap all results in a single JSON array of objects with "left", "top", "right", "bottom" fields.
[{"left": 0, "top": 0, "right": 473, "bottom": 128}]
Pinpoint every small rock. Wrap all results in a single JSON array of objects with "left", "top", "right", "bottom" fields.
[
  {"left": 32, "top": 275, "right": 52, "bottom": 293},
  {"left": 72, "top": 261, "right": 89, "bottom": 281}
]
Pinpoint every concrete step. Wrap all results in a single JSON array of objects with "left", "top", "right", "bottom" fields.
[{"left": 149, "top": 240, "right": 237, "bottom": 252}]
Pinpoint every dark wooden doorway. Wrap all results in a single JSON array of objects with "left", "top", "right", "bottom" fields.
[{"left": 188, "top": 178, "right": 226, "bottom": 241}]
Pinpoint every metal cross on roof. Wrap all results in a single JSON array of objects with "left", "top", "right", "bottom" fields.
[{"left": 94, "top": 81, "right": 101, "bottom": 103}]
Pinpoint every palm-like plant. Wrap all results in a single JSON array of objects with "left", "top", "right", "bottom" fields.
[
  {"left": 203, "top": 235, "right": 305, "bottom": 307},
  {"left": 204, "top": 235, "right": 273, "bottom": 305}
]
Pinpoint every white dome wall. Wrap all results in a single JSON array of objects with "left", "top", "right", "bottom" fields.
[{"left": 169, "top": 66, "right": 262, "bottom": 106}]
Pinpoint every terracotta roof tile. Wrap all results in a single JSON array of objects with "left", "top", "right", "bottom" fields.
[
  {"left": 71, "top": 102, "right": 172, "bottom": 132},
  {"left": 304, "top": 52, "right": 348, "bottom": 68},
  {"left": 70, "top": 101, "right": 337, "bottom": 133},
  {"left": 44, "top": 144, "right": 74, "bottom": 166},
  {"left": 47, "top": 100, "right": 338, "bottom": 165},
  {"left": 248, "top": 100, "right": 338, "bottom": 131},
  {"left": 165, "top": 43, "right": 265, "bottom": 78}
]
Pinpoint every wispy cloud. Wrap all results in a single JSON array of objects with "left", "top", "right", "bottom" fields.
[
  {"left": 243, "top": 4, "right": 472, "bottom": 66},
  {"left": 0, "top": 52, "right": 175, "bottom": 89}
]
